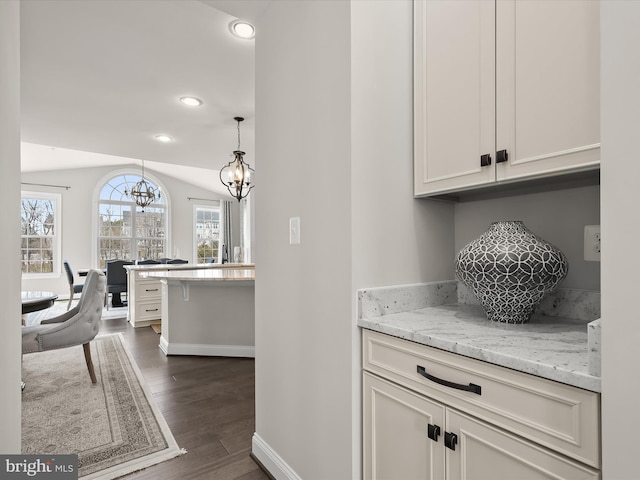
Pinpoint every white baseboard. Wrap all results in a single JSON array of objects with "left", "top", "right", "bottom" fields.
[
  {"left": 252, "top": 433, "right": 302, "bottom": 480},
  {"left": 159, "top": 336, "right": 169, "bottom": 355},
  {"left": 159, "top": 336, "right": 254, "bottom": 357}
]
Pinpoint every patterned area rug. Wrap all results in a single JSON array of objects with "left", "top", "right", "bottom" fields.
[{"left": 22, "top": 333, "right": 185, "bottom": 479}]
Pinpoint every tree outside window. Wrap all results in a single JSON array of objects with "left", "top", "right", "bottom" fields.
[{"left": 21, "top": 192, "right": 60, "bottom": 274}]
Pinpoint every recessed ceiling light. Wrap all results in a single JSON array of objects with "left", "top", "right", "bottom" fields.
[
  {"left": 229, "top": 20, "right": 255, "bottom": 39},
  {"left": 155, "top": 134, "right": 173, "bottom": 143},
  {"left": 180, "top": 96, "right": 203, "bottom": 107}
]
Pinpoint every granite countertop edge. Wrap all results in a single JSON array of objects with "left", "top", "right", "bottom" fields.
[{"left": 143, "top": 269, "right": 255, "bottom": 282}]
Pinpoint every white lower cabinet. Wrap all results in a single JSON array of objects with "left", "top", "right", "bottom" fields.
[
  {"left": 364, "top": 373, "right": 445, "bottom": 480},
  {"left": 446, "top": 409, "right": 597, "bottom": 480},
  {"left": 128, "top": 270, "right": 163, "bottom": 327},
  {"left": 362, "top": 330, "right": 600, "bottom": 480}
]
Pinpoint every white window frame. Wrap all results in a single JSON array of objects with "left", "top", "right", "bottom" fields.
[
  {"left": 193, "top": 202, "right": 223, "bottom": 264},
  {"left": 20, "top": 190, "right": 62, "bottom": 278},
  {"left": 92, "top": 169, "right": 170, "bottom": 268}
]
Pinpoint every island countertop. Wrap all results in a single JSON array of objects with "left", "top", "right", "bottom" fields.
[
  {"left": 143, "top": 267, "right": 255, "bottom": 282},
  {"left": 357, "top": 282, "right": 601, "bottom": 393},
  {"left": 126, "top": 262, "right": 254, "bottom": 272}
]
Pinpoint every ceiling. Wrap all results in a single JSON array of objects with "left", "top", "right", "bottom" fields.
[{"left": 20, "top": 0, "right": 268, "bottom": 194}]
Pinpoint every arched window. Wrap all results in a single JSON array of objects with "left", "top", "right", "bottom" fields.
[{"left": 97, "top": 173, "right": 167, "bottom": 268}]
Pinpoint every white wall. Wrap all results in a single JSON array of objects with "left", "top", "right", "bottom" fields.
[
  {"left": 0, "top": 0, "right": 22, "bottom": 453},
  {"left": 351, "top": 2, "right": 455, "bottom": 289},
  {"left": 254, "top": 1, "right": 454, "bottom": 478},
  {"left": 601, "top": 2, "right": 640, "bottom": 477},
  {"left": 21, "top": 163, "right": 240, "bottom": 296},
  {"left": 455, "top": 185, "right": 600, "bottom": 291},
  {"left": 254, "top": 1, "right": 353, "bottom": 478}
]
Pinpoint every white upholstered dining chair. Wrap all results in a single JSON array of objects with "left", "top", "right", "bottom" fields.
[{"left": 22, "top": 269, "right": 106, "bottom": 384}]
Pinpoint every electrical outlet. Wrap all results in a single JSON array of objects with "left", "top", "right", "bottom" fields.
[
  {"left": 289, "top": 217, "right": 300, "bottom": 245},
  {"left": 584, "top": 225, "right": 601, "bottom": 262}
]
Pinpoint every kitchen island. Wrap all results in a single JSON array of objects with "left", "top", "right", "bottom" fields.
[
  {"left": 143, "top": 267, "right": 255, "bottom": 357},
  {"left": 126, "top": 262, "right": 253, "bottom": 328}
]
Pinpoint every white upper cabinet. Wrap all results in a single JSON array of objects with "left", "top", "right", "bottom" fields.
[
  {"left": 414, "top": 0, "right": 600, "bottom": 197},
  {"left": 414, "top": 0, "right": 496, "bottom": 195},
  {"left": 496, "top": 0, "right": 600, "bottom": 181}
]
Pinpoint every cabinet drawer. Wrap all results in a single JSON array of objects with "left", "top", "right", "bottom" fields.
[
  {"left": 362, "top": 329, "right": 600, "bottom": 468},
  {"left": 135, "top": 300, "right": 161, "bottom": 320},
  {"left": 137, "top": 281, "right": 162, "bottom": 299}
]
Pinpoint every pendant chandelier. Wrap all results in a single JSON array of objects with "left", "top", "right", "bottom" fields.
[
  {"left": 219, "top": 117, "right": 255, "bottom": 201},
  {"left": 125, "top": 160, "right": 160, "bottom": 212}
]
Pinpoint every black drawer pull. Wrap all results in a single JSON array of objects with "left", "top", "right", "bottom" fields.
[
  {"left": 145, "top": 288, "right": 159, "bottom": 292},
  {"left": 480, "top": 153, "right": 492, "bottom": 167},
  {"left": 417, "top": 365, "right": 482, "bottom": 395},
  {"left": 427, "top": 424, "right": 441, "bottom": 442},
  {"left": 145, "top": 308, "right": 159, "bottom": 312},
  {"left": 445, "top": 431, "right": 458, "bottom": 451},
  {"left": 496, "top": 149, "right": 508, "bottom": 163}
]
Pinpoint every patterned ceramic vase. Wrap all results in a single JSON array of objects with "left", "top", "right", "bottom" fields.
[{"left": 455, "top": 221, "right": 568, "bottom": 324}]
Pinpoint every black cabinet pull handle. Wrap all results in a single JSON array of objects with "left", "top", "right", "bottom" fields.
[
  {"left": 445, "top": 431, "right": 458, "bottom": 451},
  {"left": 145, "top": 308, "right": 159, "bottom": 312},
  {"left": 496, "top": 149, "right": 508, "bottom": 163},
  {"left": 417, "top": 365, "right": 482, "bottom": 395},
  {"left": 427, "top": 424, "right": 441, "bottom": 442},
  {"left": 146, "top": 288, "right": 159, "bottom": 292},
  {"left": 480, "top": 153, "right": 492, "bottom": 167}
]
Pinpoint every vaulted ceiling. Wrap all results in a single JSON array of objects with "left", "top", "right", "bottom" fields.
[{"left": 20, "top": 0, "right": 267, "bottom": 194}]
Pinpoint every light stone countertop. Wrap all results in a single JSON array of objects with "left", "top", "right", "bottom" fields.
[
  {"left": 126, "top": 262, "right": 254, "bottom": 272},
  {"left": 143, "top": 267, "right": 255, "bottom": 282},
  {"left": 357, "top": 282, "right": 601, "bottom": 393}
]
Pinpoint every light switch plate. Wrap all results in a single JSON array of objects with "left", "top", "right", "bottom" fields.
[
  {"left": 289, "top": 217, "right": 300, "bottom": 245},
  {"left": 584, "top": 225, "right": 601, "bottom": 262}
]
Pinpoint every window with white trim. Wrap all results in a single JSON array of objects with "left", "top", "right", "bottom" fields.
[
  {"left": 98, "top": 174, "right": 166, "bottom": 267},
  {"left": 193, "top": 204, "right": 222, "bottom": 264},
  {"left": 21, "top": 191, "right": 61, "bottom": 275}
]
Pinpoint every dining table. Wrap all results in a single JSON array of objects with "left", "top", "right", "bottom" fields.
[
  {"left": 21, "top": 290, "right": 58, "bottom": 326},
  {"left": 21, "top": 290, "right": 58, "bottom": 315}
]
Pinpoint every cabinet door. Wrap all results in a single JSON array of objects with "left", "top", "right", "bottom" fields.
[
  {"left": 414, "top": 0, "right": 495, "bottom": 196},
  {"left": 496, "top": 0, "right": 600, "bottom": 181},
  {"left": 446, "top": 410, "right": 600, "bottom": 480},
  {"left": 364, "top": 372, "right": 445, "bottom": 480}
]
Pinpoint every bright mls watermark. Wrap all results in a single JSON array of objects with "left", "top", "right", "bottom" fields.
[{"left": 1, "top": 455, "right": 77, "bottom": 479}]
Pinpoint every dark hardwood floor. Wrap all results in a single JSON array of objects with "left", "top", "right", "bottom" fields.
[{"left": 100, "top": 317, "right": 270, "bottom": 480}]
